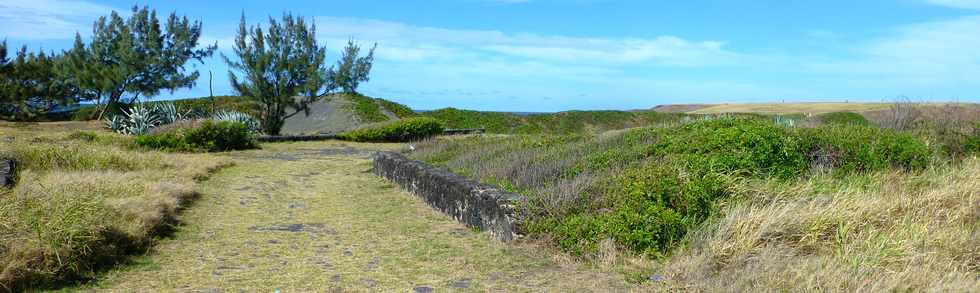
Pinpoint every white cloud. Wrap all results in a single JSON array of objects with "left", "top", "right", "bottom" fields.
[
  {"left": 0, "top": 0, "right": 114, "bottom": 39},
  {"left": 926, "top": 0, "right": 980, "bottom": 10},
  {"left": 806, "top": 15, "right": 980, "bottom": 86},
  {"left": 311, "top": 16, "right": 739, "bottom": 67}
]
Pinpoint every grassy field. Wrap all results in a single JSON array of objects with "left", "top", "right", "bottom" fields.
[{"left": 78, "top": 141, "right": 634, "bottom": 292}]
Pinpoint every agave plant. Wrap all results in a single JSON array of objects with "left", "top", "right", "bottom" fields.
[
  {"left": 103, "top": 115, "right": 126, "bottom": 134},
  {"left": 154, "top": 102, "right": 193, "bottom": 125},
  {"left": 212, "top": 110, "right": 262, "bottom": 133}
]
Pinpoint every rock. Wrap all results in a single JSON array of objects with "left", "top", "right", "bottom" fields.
[
  {"left": 413, "top": 286, "right": 434, "bottom": 293},
  {"left": 0, "top": 158, "right": 15, "bottom": 188},
  {"left": 649, "top": 274, "right": 666, "bottom": 282},
  {"left": 448, "top": 279, "right": 471, "bottom": 289}
]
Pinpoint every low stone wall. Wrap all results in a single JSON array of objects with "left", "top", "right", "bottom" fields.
[
  {"left": 1, "top": 158, "right": 15, "bottom": 188},
  {"left": 372, "top": 151, "right": 523, "bottom": 242}
]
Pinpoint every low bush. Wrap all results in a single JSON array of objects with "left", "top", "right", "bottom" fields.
[
  {"left": 819, "top": 111, "right": 869, "bottom": 126},
  {"left": 136, "top": 120, "right": 257, "bottom": 152},
  {"left": 653, "top": 117, "right": 807, "bottom": 178},
  {"left": 967, "top": 124, "right": 980, "bottom": 154},
  {"left": 798, "top": 124, "right": 931, "bottom": 173},
  {"left": 340, "top": 117, "right": 444, "bottom": 142}
]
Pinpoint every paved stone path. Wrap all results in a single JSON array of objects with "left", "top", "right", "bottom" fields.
[{"left": 87, "top": 141, "right": 630, "bottom": 292}]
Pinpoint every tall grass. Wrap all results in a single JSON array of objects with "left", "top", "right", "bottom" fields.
[
  {"left": 662, "top": 159, "right": 979, "bottom": 291},
  {"left": 0, "top": 128, "right": 230, "bottom": 290}
]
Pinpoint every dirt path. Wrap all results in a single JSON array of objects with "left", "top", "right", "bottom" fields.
[{"left": 85, "top": 141, "right": 630, "bottom": 292}]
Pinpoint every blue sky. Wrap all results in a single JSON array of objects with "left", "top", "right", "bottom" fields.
[{"left": 2, "top": 0, "right": 979, "bottom": 111}]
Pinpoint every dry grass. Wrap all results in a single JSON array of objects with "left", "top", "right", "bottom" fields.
[
  {"left": 85, "top": 141, "right": 632, "bottom": 292},
  {"left": 689, "top": 102, "right": 892, "bottom": 115},
  {"left": 0, "top": 125, "right": 230, "bottom": 291},
  {"left": 659, "top": 159, "right": 980, "bottom": 292}
]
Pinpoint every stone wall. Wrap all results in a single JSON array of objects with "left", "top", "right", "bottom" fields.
[
  {"left": 1, "top": 158, "right": 15, "bottom": 188},
  {"left": 372, "top": 151, "right": 523, "bottom": 242}
]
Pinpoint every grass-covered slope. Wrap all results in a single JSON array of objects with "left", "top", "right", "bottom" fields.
[
  {"left": 409, "top": 117, "right": 976, "bottom": 290},
  {"left": 0, "top": 126, "right": 230, "bottom": 290}
]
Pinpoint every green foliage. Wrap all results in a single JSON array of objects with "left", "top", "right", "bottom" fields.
[
  {"left": 967, "top": 123, "right": 980, "bottom": 154},
  {"left": 136, "top": 120, "right": 257, "bottom": 152},
  {"left": 340, "top": 117, "right": 444, "bottom": 142},
  {"left": 654, "top": 118, "right": 808, "bottom": 179},
  {"left": 331, "top": 39, "right": 376, "bottom": 93},
  {"left": 135, "top": 131, "right": 193, "bottom": 152},
  {"left": 223, "top": 13, "right": 331, "bottom": 135},
  {"left": 0, "top": 42, "right": 77, "bottom": 121},
  {"left": 62, "top": 6, "right": 216, "bottom": 119},
  {"left": 798, "top": 124, "right": 931, "bottom": 173},
  {"left": 820, "top": 111, "right": 869, "bottom": 126},
  {"left": 420, "top": 108, "right": 524, "bottom": 133}
]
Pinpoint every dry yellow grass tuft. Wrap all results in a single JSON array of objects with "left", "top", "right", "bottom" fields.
[
  {"left": 689, "top": 102, "right": 892, "bottom": 115},
  {"left": 0, "top": 125, "right": 231, "bottom": 291},
  {"left": 660, "top": 159, "right": 980, "bottom": 292}
]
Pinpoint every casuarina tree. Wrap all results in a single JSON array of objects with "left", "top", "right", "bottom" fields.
[
  {"left": 0, "top": 42, "right": 76, "bottom": 120},
  {"left": 332, "top": 39, "right": 376, "bottom": 93},
  {"left": 223, "top": 13, "right": 333, "bottom": 135},
  {"left": 64, "top": 6, "right": 216, "bottom": 119}
]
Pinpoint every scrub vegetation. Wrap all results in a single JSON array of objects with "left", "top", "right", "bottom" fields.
[{"left": 410, "top": 114, "right": 980, "bottom": 291}]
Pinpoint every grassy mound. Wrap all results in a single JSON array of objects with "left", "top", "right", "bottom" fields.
[
  {"left": 0, "top": 127, "right": 230, "bottom": 290},
  {"left": 818, "top": 111, "right": 869, "bottom": 126},
  {"left": 339, "top": 117, "right": 444, "bottom": 142},
  {"left": 342, "top": 93, "right": 416, "bottom": 123}
]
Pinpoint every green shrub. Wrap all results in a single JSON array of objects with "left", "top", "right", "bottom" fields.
[
  {"left": 653, "top": 118, "right": 807, "bottom": 178},
  {"left": 340, "top": 117, "right": 444, "bottom": 142},
  {"left": 798, "top": 124, "right": 931, "bottom": 173},
  {"left": 965, "top": 123, "right": 980, "bottom": 154},
  {"left": 136, "top": 120, "right": 257, "bottom": 152},
  {"left": 136, "top": 131, "right": 194, "bottom": 152},
  {"left": 820, "top": 111, "right": 869, "bottom": 126}
]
